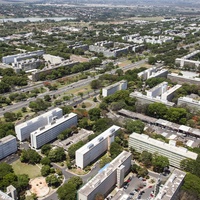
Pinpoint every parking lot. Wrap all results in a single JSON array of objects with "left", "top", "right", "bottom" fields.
[{"left": 123, "top": 174, "right": 155, "bottom": 200}]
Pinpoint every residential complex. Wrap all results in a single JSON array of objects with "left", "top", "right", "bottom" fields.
[
  {"left": 178, "top": 96, "right": 200, "bottom": 110},
  {"left": 137, "top": 66, "right": 168, "bottom": 80},
  {"left": 31, "top": 113, "right": 77, "bottom": 149},
  {"left": 175, "top": 50, "right": 200, "bottom": 69},
  {"left": 76, "top": 125, "right": 121, "bottom": 169},
  {"left": 130, "top": 81, "right": 181, "bottom": 106},
  {"left": 2, "top": 50, "right": 44, "bottom": 64},
  {"left": 0, "top": 135, "right": 17, "bottom": 160},
  {"left": 78, "top": 151, "right": 132, "bottom": 200},
  {"left": 129, "top": 133, "right": 198, "bottom": 168},
  {"left": 155, "top": 169, "right": 186, "bottom": 200},
  {"left": 102, "top": 80, "right": 127, "bottom": 97},
  {"left": 15, "top": 108, "right": 63, "bottom": 141}
]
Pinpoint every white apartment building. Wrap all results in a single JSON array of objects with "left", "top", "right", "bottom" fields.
[
  {"left": 76, "top": 125, "right": 121, "bottom": 169},
  {"left": 155, "top": 169, "right": 186, "bottom": 200},
  {"left": 31, "top": 113, "right": 77, "bottom": 149},
  {"left": 129, "top": 133, "right": 198, "bottom": 168},
  {"left": 0, "top": 135, "right": 17, "bottom": 160},
  {"left": 15, "top": 108, "right": 63, "bottom": 141},
  {"left": 178, "top": 96, "right": 200, "bottom": 110},
  {"left": 78, "top": 151, "right": 132, "bottom": 200},
  {"left": 102, "top": 80, "right": 127, "bottom": 97},
  {"left": 146, "top": 82, "right": 168, "bottom": 98},
  {"left": 138, "top": 67, "right": 168, "bottom": 80}
]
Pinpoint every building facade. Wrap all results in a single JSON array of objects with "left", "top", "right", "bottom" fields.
[
  {"left": 102, "top": 80, "right": 127, "bottom": 97},
  {"left": 78, "top": 151, "right": 132, "bottom": 200},
  {"left": 178, "top": 97, "right": 200, "bottom": 110},
  {"left": 76, "top": 125, "right": 121, "bottom": 169},
  {"left": 15, "top": 108, "right": 63, "bottom": 141},
  {"left": 0, "top": 135, "right": 17, "bottom": 160},
  {"left": 129, "top": 133, "right": 198, "bottom": 168},
  {"left": 31, "top": 113, "right": 77, "bottom": 149}
]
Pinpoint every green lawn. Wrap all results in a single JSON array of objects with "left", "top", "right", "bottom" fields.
[{"left": 12, "top": 159, "right": 41, "bottom": 179}]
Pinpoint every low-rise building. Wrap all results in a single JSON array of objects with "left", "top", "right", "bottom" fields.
[
  {"left": 76, "top": 125, "right": 121, "bottom": 169},
  {"left": 31, "top": 113, "right": 77, "bottom": 149},
  {"left": 155, "top": 169, "right": 186, "bottom": 200},
  {"left": 0, "top": 135, "right": 17, "bottom": 160},
  {"left": 102, "top": 80, "right": 127, "bottom": 97},
  {"left": 78, "top": 151, "right": 132, "bottom": 200},
  {"left": 129, "top": 133, "right": 198, "bottom": 168},
  {"left": 15, "top": 108, "right": 63, "bottom": 141},
  {"left": 178, "top": 96, "right": 200, "bottom": 110}
]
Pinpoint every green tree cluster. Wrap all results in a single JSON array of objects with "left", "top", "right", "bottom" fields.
[
  {"left": 57, "top": 177, "right": 83, "bottom": 200},
  {"left": 20, "top": 149, "right": 41, "bottom": 164}
]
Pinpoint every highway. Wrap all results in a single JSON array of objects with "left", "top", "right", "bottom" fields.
[{"left": 0, "top": 59, "right": 147, "bottom": 116}]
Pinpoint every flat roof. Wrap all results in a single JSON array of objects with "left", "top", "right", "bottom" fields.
[
  {"left": 15, "top": 107, "right": 62, "bottom": 128},
  {"left": 78, "top": 151, "right": 131, "bottom": 197},
  {"left": 155, "top": 169, "right": 186, "bottom": 200},
  {"left": 129, "top": 133, "right": 198, "bottom": 160},
  {"left": 0, "top": 135, "right": 16, "bottom": 144},
  {"left": 148, "top": 81, "right": 168, "bottom": 92},
  {"left": 103, "top": 80, "right": 127, "bottom": 90},
  {"left": 76, "top": 125, "right": 120, "bottom": 155},
  {"left": 31, "top": 113, "right": 77, "bottom": 137}
]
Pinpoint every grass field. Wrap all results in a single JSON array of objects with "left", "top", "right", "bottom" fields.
[{"left": 12, "top": 159, "right": 41, "bottom": 179}]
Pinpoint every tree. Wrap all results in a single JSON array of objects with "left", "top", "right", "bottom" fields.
[
  {"left": 41, "top": 165, "right": 51, "bottom": 177},
  {"left": 88, "top": 108, "right": 101, "bottom": 121},
  {"left": 17, "top": 174, "right": 29, "bottom": 192},
  {"left": 41, "top": 144, "right": 51, "bottom": 156},
  {"left": 148, "top": 56, "right": 157, "bottom": 65},
  {"left": 147, "top": 103, "right": 168, "bottom": 119},
  {"left": 90, "top": 80, "right": 101, "bottom": 89},
  {"left": 125, "top": 119, "right": 145, "bottom": 134},
  {"left": 4, "top": 112, "right": 17, "bottom": 122},
  {"left": 41, "top": 157, "right": 51, "bottom": 166},
  {"left": 44, "top": 95, "right": 51, "bottom": 102},
  {"left": 46, "top": 175, "right": 61, "bottom": 188},
  {"left": 68, "top": 177, "right": 83, "bottom": 189},
  {"left": 182, "top": 173, "right": 200, "bottom": 199},
  {"left": 110, "top": 142, "right": 123, "bottom": 159},
  {"left": 152, "top": 154, "right": 169, "bottom": 173},
  {"left": 139, "top": 151, "right": 152, "bottom": 167},
  {"left": 21, "top": 107, "right": 27, "bottom": 113},
  {"left": 57, "top": 182, "right": 77, "bottom": 200},
  {"left": 68, "top": 141, "right": 85, "bottom": 160},
  {"left": 20, "top": 149, "right": 41, "bottom": 164},
  {"left": 48, "top": 147, "right": 66, "bottom": 162},
  {"left": 0, "top": 162, "right": 13, "bottom": 180}
]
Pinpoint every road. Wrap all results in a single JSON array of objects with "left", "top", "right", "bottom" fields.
[
  {"left": 44, "top": 162, "right": 100, "bottom": 200},
  {"left": 0, "top": 59, "right": 146, "bottom": 116}
]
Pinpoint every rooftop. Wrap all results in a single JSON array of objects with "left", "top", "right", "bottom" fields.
[
  {"left": 0, "top": 135, "right": 16, "bottom": 145},
  {"left": 76, "top": 125, "right": 120, "bottom": 155},
  {"left": 103, "top": 80, "right": 127, "bottom": 90},
  {"left": 31, "top": 113, "right": 77, "bottom": 137},
  {"left": 0, "top": 190, "right": 14, "bottom": 200},
  {"left": 155, "top": 169, "right": 186, "bottom": 200}
]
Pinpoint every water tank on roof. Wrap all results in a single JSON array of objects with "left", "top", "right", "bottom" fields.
[{"left": 87, "top": 143, "right": 94, "bottom": 149}]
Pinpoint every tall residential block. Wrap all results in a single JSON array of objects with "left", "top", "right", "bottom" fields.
[
  {"left": 76, "top": 125, "right": 121, "bottom": 169},
  {"left": 0, "top": 135, "right": 17, "bottom": 160},
  {"left": 78, "top": 151, "right": 132, "bottom": 200},
  {"left": 129, "top": 133, "right": 197, "bottom": 168},
  {"left": 31, "top": 113, "right": 77, "bottom": 149},
  {"left": 102, "top": 80, "right": 127, "bottom": 97},
  {"left": 15, "top": 108, "right": 63, "bottom": 141}
]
